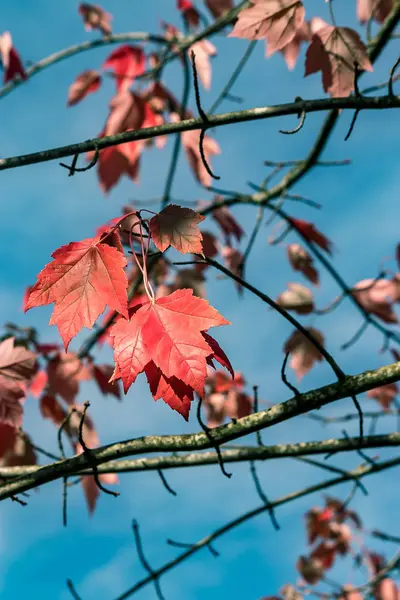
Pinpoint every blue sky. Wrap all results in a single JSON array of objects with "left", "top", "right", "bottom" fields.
[{"left": 0, "top": 1, "right": 399, "bottom": 599}]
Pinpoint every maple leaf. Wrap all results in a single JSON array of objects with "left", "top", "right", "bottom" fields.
[
  {"left": 276, "top": 283, "right": 314, "bottom": 314},
  {"left": 25, "top": 234, "right": 129, "bottom": 350},
  {"left": 29, "top": 369, "right": 48, "bottom": 399},
  {"left": 311, "top": 541, "right": 337, "bottom": 570},
  {"left": 149, "top": 205, "right": 205, "bottom": 254},
  {"left": 374, "top": 578, "right": 400, "bottom": 600},
  {"left": 177, "top": 0, "right": 201, "bottom": 29},
  {"left": 0, "top": 31, "right": 27, "bottom": 83},
  {"left": 205, "top": 0, "right": 233, "bottom": 18},
  {"left": 211, "top": 203, "right": 245, "bottom": 244},
  {"left": 80, "top": 469, "right": 119, "bottom": 514},
  {"left": 91, "top": 143, "right": 141, "bottom": 193},
  {"left": 67, "top": 70, "right": 101, "bottom": 106},
  {"left": 79, "top": 3, "right": 112, "bottom": 36},
  {"left": 221, "top": 246, "right": 244, "bottom": 294},
  {"left": 305, "top": 26, "right": 373, "bottom": 98},
  {"left": 289, "top": 218, "right": 332, "bottom": 254},
  {"left": 352, "top": 279, "right": 397, "bottom": 324},
  {"left": 287, "top": 243, "right": 319, "bottom": 285},
  {"left": 40, "top": 393, "right": 67, "bottom": 426},
  {"left": 229, "top": 0, "right": 305, "bottom": 57},
  {"left": 357, "top": 0, "right": 393, "bottom": 24},
  {"left": 283, "top": 327, "right": 324, "bottom": 379},
  {"left": 181, "top": 128, "right": 221, "bottom": 187},
  {"left": 367, "top": 382, "right": 398, "bottom": 412},
  {"left": 47, "top": 352, "right": 91, "bottom": 404},
  {"left": 0, "top": 338, "right": 37, "bottom": 427},
  {"left": 110, "top": 289, "right": 230, "bottom": 416},
  {"left": 92, "top": 363, "right": 121, "bottom": 399},
  {"left": 103, "top": 45, "right": 146, "bottom": 93},
  {"left": 0, "top": 424, "right": 36, "bottom": 467},
  {"left": 190, "top": 40, "right": 217, "bottom": 90},
  {"left": 145, "top": 361, "right": 194, "bottom": 419}
]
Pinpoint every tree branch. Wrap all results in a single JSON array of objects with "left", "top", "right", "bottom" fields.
[
  {"left": 1, "top": 362, "right": 400, "bottom": 500},
  {"left": 0, "top": 95, "right": 399, "bottom": 172}
]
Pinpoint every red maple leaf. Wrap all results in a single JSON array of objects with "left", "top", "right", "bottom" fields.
[
  {"left": 0, "top": 32, "right": 27, "bottom": 83},
  {"left": 289, "top": 218, "right": 333, "bottom": 254},
  {"left": 211, "top": 203, "right": 244, "bottom": 244},
  {"left": 283, "top": 327, "right": 325, "bottom": 380},
  {"left": 47, "top": 352, "right": 91, "bottom": 404},
  {"left": 305, "top": 26, "right": 373, "bottom": 98},
  {"left": 67, "top": 70, "right": 101, "bottom": 106},
  {"left": 25, "top": 234, "right": 129, "bottom": 350},
  {"left": 229, "top": 0, "right": 305, "bottom": 56},
  {"left": 0, "top": 338, "right": 37, "bottom": 427},
  {"left": 177, "top": 0, "right": 201, "bottom": 30},
  {"left": 149, "top": 205, "right": 205, "bottom": 254},
  {"left": 287, "top": 243, "right": 319, "bottom": 285},
  {"left": 79, "top": 3, "right": 113, "bottom": 36},
  {"left": 92, "top": 363, "right": 121, "bottom": 399},
  {"left": 367, "top": 382, "right": 398, "bottom": 412},
  {"left": 110, "top": 289, "right": 230, "bottom": 417},
  {"left": 103, "top": 45, "right": 146, "bottom": 92},
  {"left": 357, "top": 0, "right": 393, "bottom": 24}
]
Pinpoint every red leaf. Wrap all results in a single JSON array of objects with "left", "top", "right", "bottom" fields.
[
  {"left": 311, "top": 541, "right": 336, "bottom": 569},
  {"left": 357, "top": 0, "right": 393, "bottom": 24},
  {"left": 374, "top": 578, "right": 400, "bottom": 600},
  {"left": 0, "top": 32, "right": 26, "bottom": 83},
  {"left": 287, "top": 243, "right": 319, "bottom": 285},
  {"left": 189, "top": 39, "right": 217, "bottom": 90},
  {"left": 103, "top": 45, "right": 145, "bottom": 92},
  {"left": 79, "top": 3, "right": 112, "bottom": 36},
  {"left": 339, "top": 585, "right": 363, "bottom": 600},
  {"left": 0, "top": 425, "right": 36, "bottom": 467},
  {"left": 47, "top": 352, "right": 90, "bottom": 404},
  {"left": 177, "top": 1, "right": 201, "bottom": 29},
  {"left": 202, "top": 332, "right": 234, "bottom": 378},
  {"left": 211, "top": 203, "right": 244, "bottom": 244},
  {"left": 352, "top": 279, "right": 398, "bottom": 324},
  {"left": 278, "top": 21, "right": 311, "bottom": 70},
  {"left": 289, "top": 218, "right": 332, "bottom": 254},
  {"left": 305, "top": 26, "right": 373, "bottom": 98},
  {"left": 181, "top": 128, "right": 221, "bottom": 187},
  {"left": 229, "top": 0, "right": 305, "bottom": 56},
  {"left": 145, "top": 361, "right": 194, "bottom": 420},
  {"left": 40, "top": 393, "right": 67, "bottom": 426},
  {"left": 221, "top": 246, "right": 244, "bottom": 294},
  {"left": 93, "top": 364, "right": 121, "bottom": 399},
  {"left": 149, "top": 204, "right": 205, "bottom": 254},
  {"left": 25, "top": 235, "right": 128, "bottom": 350},
  {"left": 67, "top": 70, "right": 101, "bottom": 106},
  {"left": 283, "top": 327, "right": 324, "bottom": 380},
  {"left": 110, "top": 289, "right": 230, "bottom": 416},
  {"left": 205, "top": 0, "right": 233, "bottom": 18},
  {"left": 0, "top": 338, "right": 37, "bottom": 427},
  {"left": 367, "top": 382, "right": 398, "bottom": 412},
  {"left": 29, "top": 369, "right": 48, "bottom": 399}
]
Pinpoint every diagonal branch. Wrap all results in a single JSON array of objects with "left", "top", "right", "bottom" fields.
[{"left": 0, "top": 362, "right": 400, "bottom": 500}]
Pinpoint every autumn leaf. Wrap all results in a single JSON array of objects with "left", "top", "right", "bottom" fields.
[
  {"left": 92, "top": 363, "right": 121, "bottom": 399},
  {"left": 177, "top": 0, "right": 201, "bottom": 29},
  {"left": 91, "top": 143, "right": 141, "bottom": 193},
  {"left": 276, "top": 283, "right": 314, "bottom": 314},
  {"left": 357, "top": 0, "right": 393, "bottom": 24},
  {"left": 110, "top": 289, "right": 231, "bottom": 417},
  {"left": 305, "top": 26, "right": 373, "bottom": 98},
  {"left": 25, "top": 234, "right": 129, "bottom": 350},
  {"left": 296, "top": 555, "right": 325, "bottom": 585},
  {"left": 284, "top": 327, "right": 324, "bottom": 379},
  {"left": 229, "top": 0, "right": 305, "bottom": 57},
  {"left": 0, "top": 338, "right": 37, "bottom": 427},
  {"left": 221, "top": 246, "right": 244, "bottom": 294},
  {"left": 150, "top": 205, "right": 205, "bottom": 254},
  {"left": 189, "top": 40, "right": 217, "bottom": 90},
  {"left": 0, "top": 424, "right": 36, "bottom": 467},
  {"left": 205, "top": 0, "right": 233, "bottom": 18},
  {"left": 67, "top": 70, "right": 101, "bottom": 106},
  {"left": 181, "top": 128, "right": 221, "bottom": 187},
  {"left": 0, "top": 31, "right": 26, "bottom": 83},
  {"left": 211, "top": 203, "right": 245, "bottom": 244},
  {"left": 103, "top": 45, "right": 146, "bottom": 92},
  {"left": 29, "top": 369, "right": 48, "bottom": 399},
  {"left": 352, "top": 279, "right": 397, "bottom": 324},
  {"left": 79, "top": 3, "right": 112, "bottom": 36},
  {"left": 289, "top": 218, "right": 332, "bottom": 254},
  {"left": 145, "top": 361, "right": 194, "bottom": 419},
  {"left": 47, "top": 352, "right": 91, "bottom": 404},
  {"left": 287, "top": 243, "right": 319, "bottom": 285},
  {"left": 367, "top": 382, "right": 398, "bottom": 412}
]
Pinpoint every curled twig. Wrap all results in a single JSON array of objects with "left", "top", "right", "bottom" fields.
[
  {"left": 281, "top": 352, "right": 300, "bottom": 397},
  {"left": 78, "top": 401, "right": 120, "bottom": 499},
  {"left": 190, "top": 51, "right": 220, "bottom": 181},
  {"left": 157, "top": 469, "right": 177, "bottom": 496},
  {"left": 197, "top": 396, "right": 231, "bottom": 478},
  {"left": 280, "top": 97, "right": 306, "bottom": 135},
  {"left": 59, "top": 146, "right": 99, "bottom": 177}
]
